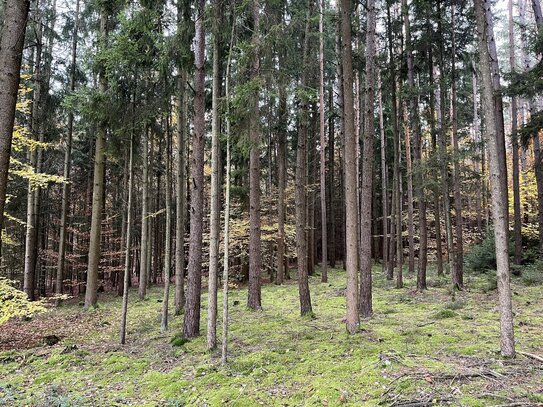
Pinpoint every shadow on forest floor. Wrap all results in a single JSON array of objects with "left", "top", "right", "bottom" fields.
[{"left": 1, "top": 267, "right": 543, "bottom": 406}]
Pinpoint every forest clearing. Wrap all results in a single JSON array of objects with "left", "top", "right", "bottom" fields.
[{"left": 1, "top": 269, "right": 543, "bottom": 406}]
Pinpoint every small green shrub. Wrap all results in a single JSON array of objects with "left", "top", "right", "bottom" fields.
[
  {"left": 521, "top": 266, "right": 543, "bottom": 286},
  {"left": 465, "top": 234, "right": 497, "bottom": 273},
  {"left": 444, "top": 300, "right": 465, "bottom": 310},
  {"left": 170, "top": 334, "right": 189, "bottom": 347},
  {"left": 434, "top": 309, "right": 457, "bottom": 319},
  {"left": 482, "top": 275, "right": 498, "bottom": 293}
]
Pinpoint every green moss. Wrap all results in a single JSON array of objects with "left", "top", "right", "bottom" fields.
[{"left": 434, "top": 309, "right": 457, "bottom": 319}]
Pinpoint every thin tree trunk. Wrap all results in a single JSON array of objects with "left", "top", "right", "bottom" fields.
[
  {"left": 139, "top": 127, "right": 149, "bottom": 299},
  {"left": 451, "top": 2, "right": 464, "bottom": 290},
  {"left": 183, "top": 0, "right": 206, "bottom": 338},
  {"left": 474, "top": 0, "right": 515, "bottom": 358},
  {"left": 247, "top": 1, "right": 262, "bottom": 310},
  {"left": 328, "top": 87, "right": 336, "bottom": 269},
  {"left": 161, "top": 115, "right": 173, "bottom": 333},
  {"left": 378, "top": 75, "right": 389, "bottom": 277},
  {"left": 340, "top": 0, "right": 359, "bottom": 334},
  {"left": 207, "top": 0, "right": 222, "bottom": 348},
  {"left": 120, "top": 134, "right": 134, "bottom": 344},
  {"left": 403, "top": 0, "right": 427, "bottom": 289},
  {"left": 222, "top": 14, "right": 235, "bottom": 365},
  {"left": 509, "top": 0, "right": 522, "bottom": 265},
  {"left": 57, "top": 0, "right": 79, "bottom": 303},
  {"left": 276, "top": 82, "right": 287, "bottom": 285},
  {"left": 359, "top": 0, "right": 376, "bottom": 317},
  {"left": 85, "top": 8, "right": 108, "bottom": 310},
  {"left": 295, "top": 1, "right": 313, "bottom": 316},
  {"left": 318, "top": 0, "right": 328, "bottom": 283}
]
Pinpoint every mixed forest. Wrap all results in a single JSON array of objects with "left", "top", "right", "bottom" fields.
[{"left": 1, "top": 0, "right": 543, "bottom": 405}]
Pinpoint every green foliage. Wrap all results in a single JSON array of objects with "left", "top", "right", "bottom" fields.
[
  {"left": 434, "top": 309, "right": 457, "bottom": 319},
  {"left": 0, "top": 278, "right": 46, "bottom": 325},
  {"left": 520, "top": 262, "right": 543, "bottom": 286},
  {"left": 170, "top": 333, "right": 189, "bottom": 347},
  {"left": 465, "top": 233, "right": 498, "bottom": 273}
]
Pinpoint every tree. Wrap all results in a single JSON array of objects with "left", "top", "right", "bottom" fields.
[
  {"left": 84, "top": 6, "right": 109, "bottom": 310},
  {"left": 247, "top": 1, "right": 262, "bottom": 311},
  {"left": 474, "top": 0, "right": 515, "bottom": 358},
  {"left": 207, "top": 0, "right": 222, "bottom": 349},
  {"left": 0, "top": 0, "right": 30, "bottom": 251},
  {"left": 340, "top": 0, "right": 359, "bottom": 334},
  {"left": 359, "top": 0, "right": 376, "bottom": 318},
  {"left": 184, "top": 0, "right": 206, "bottom": 338}
]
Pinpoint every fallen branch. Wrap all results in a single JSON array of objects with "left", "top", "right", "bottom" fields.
[{"left": 517, "top": 350, "right": 543, "bottom": 363}]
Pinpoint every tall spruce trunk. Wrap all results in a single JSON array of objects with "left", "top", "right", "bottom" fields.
[
  {"left": 0, "top": 0, "right": 30, "bottom": 250},
  {"left": 84, "top": 8, "right": 108, "bottom": 310},
  {"left": 451, "top": 2, "right": 464, "bottom": 290},
  {"left": 120, "top": 134, "right": 134, "bottom": 344},
  {"left": 403, "top": 0, "right": 427, "bottom": 290},
  {"left": 474, "top": 0, "right": 515, "bottom": 358},
  {"left": 57, "top": 0, "right": 80, "bottom": 302},
  {"left": 340, "top": 0, "right": 360, "bottom": 334},
  {"left": 328, "top": 88, "right": 336, "bottom": 269},
  {"left": 378, "top": 75, "right": 389, "bottom": 277},
  {"left": 161, "top": 116, "right": 173, "bottom": 333},
  {"left": 207, "top": 1, "right": 222, "bottom": 348},
  {"left": 276, "top": 82, "right": 287, "bottom": 285},
  {"left": 359, "top": 0, "right": 376, "bottom": 318},
  {"left": 509, "top": 0, "right": 522, "bottom": 265},
  {"left": 247, "top": 1, "right": 262, "bottom": 310},
  {"left": 183, "top": 0, "right": 206, "bottom": 338},
  {"left": 139, "top": 127, "right": 149, "bottom": 299},
  {"left": 295, "top": 1, "right": 313, "bottom": 316},
  {"left": 318, "top": 0, "right": 328, "bottom": 283}
]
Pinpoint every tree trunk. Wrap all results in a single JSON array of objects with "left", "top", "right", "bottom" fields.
[
  {"left": 276, "top": 82, "right": 287, "bottom": 285},
  {"left": 0, "top": 0, "right": 30, "bottom": 250},
  {"left": 451, "top": 2, "right": 464, "bottom": 290},
  {"left": 378, "top": 75, "right": 389, "bottom": 277},
  {"left": 247, "top": 1, "right": 262, "bottom": 310},
  {"left": 327, "top": 87, "right": 336, "bottom": 269},
  {"left": 207, "top": 1, "right": 222, "bottom": 348},
  {"left": 474, "top": 0, "right": 515, "bottom": 358},
  {"left": 340, "top": 0, "right": 359, "bottom": 334},
  {"left": 139, "top": 127, "right": 150, "bottom": 299},
  {"left": 120, "top": 134, "right": 134, "bottom": 345},
  {"left": 359, "top": 0, "right": 376, "bottom": 318},
  {"left": 183, "top": 0, "right": 206, "bottom": 338},
  {"left": 318, "top": 0, "right": 328, "bottom": 283},
  {"left": 57, "top": 0, "right": 79, "bottom": 303},
  {"left": 509, "top": 0, "right": 522, "bottom": 265},
  {"left": 295, "top": 1, "right": 313, "bottom": 317},
  {"left": 161, "top": 114, "right": 173, "bottom": 333},
  {"left": 85, "top": 8, "right": 108, "bottom": 310}
]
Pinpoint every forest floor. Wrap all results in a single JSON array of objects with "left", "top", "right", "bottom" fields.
[{"left": 1, "top": 268, "right": 543, "bottom": 406}]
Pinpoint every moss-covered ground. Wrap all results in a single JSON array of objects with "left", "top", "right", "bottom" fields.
[{"left": 1, "top": 268, "right": 542, "bottom": 406}]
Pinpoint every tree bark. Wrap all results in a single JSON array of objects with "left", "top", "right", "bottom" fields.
[
  {"left": 161, "top": 114, "right": 173, "bottom": 333},
  {"left": 183, "top": 0, "right": 206, "bottom": 338},
  {"left": 247, "top": 1, "right": 262, "bottom": 310},
  {"left": 0, "top": 0, "right": 30, "bottom": 250},
  {"left": 474, "top": 0, "right": 516, "bottom": 358},
  {"left": 56, "top": 0, "right": 79, "bottom": 303},
  {"left": 378, "top": 74, "right": 389, "bottom": 278},
  {"left": 340, "top": 0, "right": 359, "bottom": 334},
  {"left": 207, "top": 0, "right": 222, "bottom": 348},
  {"left": 359, "top": 0, "right": 376, "bottom": 318},
  {"left": 318, "top": 0, "right": 328, "bottom": 283},
  {"left": 85, "top": 8, "right": 108, "bottom": 310}
]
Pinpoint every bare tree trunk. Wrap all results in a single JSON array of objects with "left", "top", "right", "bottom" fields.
[
  {"left": 85, "top": 8, "right": 108, "bottom": 310},
  {"left": 207, "top": 1, "right": 222, "bottom": 348},
  {"left": 120, "top": 134, "right": 134, "bottom": 344},
  {"left": 247, "top": 1, "right": 262, "bottom": 310},
  {"left": 222, "top": 15, "right": 235, "bottom": 365},
  {"left": 474, "top": 0, "right": 515, "bottom": 358},
  {"left": 318, "top": 0, "right": 328, "bottom": 283},
  {"left": 451, "top": 2, "right": 464, "bottom": 290},
  {"left": 174, "top": 1, "right": 190, "bottom": 315},
  {"left": 295, "top": 1, "right": 313, "bottom": 316},
  {"left": 340, "top": 0, "right": 359, "bottom": 334},
  {"left": 183, "top": 0, "right": 206, "bottom": 338},
  {"left": 139, "top": 127, "right": 149, "bottom": 299},
  {"left": 276, "top": 82, "right": 287, "bottom": 285},
  {"left": 57, "top": 0, "right": 79, "bottom": 303},
  {"left": 359, "top": 0, "right": 376, "bottom": 317},
  {"left": 403, "top": 0, "right": 427, "bottom": 289},
  {"left": 378, "top": 75, "right": 388, "bottom": 277},
  {"left": 509, "top": 0, "right": 522, "bottom": 265},
  {"left": 472, "top": 69, "right": 483, "bottom": 233},
  {"left": 161, "top": 114, "right": 173, "bottom": 333},
  {"left": 0, "top": 0, "right": 30, "bottom": 251},
  {"left": 328, "top": 87, "right": 336, "bottom": 269}
]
